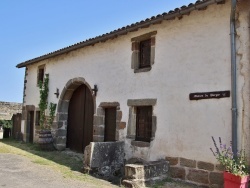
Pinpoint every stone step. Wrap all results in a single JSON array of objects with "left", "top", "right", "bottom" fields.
[{"left": 122, "top": 159, "right": 169, "bottom": 187}]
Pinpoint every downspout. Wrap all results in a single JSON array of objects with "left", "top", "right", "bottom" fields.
[{"left": 230, "top": 0, "right": 237, "bottom": 156}]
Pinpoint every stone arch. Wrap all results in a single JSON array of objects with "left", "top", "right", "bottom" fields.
[{"left": 53, "top": 77, "right": 96, "bottom": 150}]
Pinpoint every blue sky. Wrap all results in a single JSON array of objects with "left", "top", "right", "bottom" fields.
[{"left": 0, "top": 0, "right": 196, "bottom": 103}]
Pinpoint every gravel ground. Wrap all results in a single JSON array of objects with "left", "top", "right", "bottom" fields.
[{"left": 0, "top": 153, "right": 118, "bottom": 188}]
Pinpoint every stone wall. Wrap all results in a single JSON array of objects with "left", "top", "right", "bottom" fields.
[
  {"left": 0, "top": 101, "right": 22, "bottom": 120},
  {"left": 166, "top": 156, "right": 224, "bottom": 188}
]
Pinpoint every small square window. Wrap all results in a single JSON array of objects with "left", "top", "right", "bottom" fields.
[
  {"left": 37, "top": 65, "right": 45, "bottom": 85},
  {"left": 136, "top": 106, "right": 152, "bottom": 142},
  {"left": 131, "top": 31, "right": 156, "bottom": 73}
]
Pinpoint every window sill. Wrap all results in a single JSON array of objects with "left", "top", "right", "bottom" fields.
[
  {"left": 134, "top": 67, "right": 151, "bottom": 73},
  {"left": 131, "top": 140, "right": 150, "bottom": 148}
]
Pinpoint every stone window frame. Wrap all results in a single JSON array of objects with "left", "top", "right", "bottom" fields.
[
  {"left": 127, "top": 99, "right": 157, "bottom": 147},
  {"left": 131, "top": 31, "right": 157, "bottom": 73},
  {"left": 93, "top": 102, "right": 126, "bottom": 142},
  {"left": 37, "top": 64, "right": 45, "bottom": 86}
]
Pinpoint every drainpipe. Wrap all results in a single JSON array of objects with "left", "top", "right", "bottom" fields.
[{"left": 230, "top": 0, "right": 237, "bottom": 156}]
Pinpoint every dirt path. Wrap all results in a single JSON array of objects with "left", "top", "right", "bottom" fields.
[{"left": 0, "top": 153, "right": 118, "bottom": 188}]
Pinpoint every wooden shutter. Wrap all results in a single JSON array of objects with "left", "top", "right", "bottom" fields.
[
  {"left": 139, "top": 39, "right": 151, "bottom": 68},
  {"left": 136, "top": 106, "right": 152, "bottom": 142}
]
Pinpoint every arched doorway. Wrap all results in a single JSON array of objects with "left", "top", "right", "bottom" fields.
[{"left": 66, "top": 84, "right": 94, "bottom": 153}]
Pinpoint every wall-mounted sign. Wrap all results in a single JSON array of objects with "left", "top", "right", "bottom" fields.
[{"left": 189, "top": 90, "right": 230, "bottom": 100}]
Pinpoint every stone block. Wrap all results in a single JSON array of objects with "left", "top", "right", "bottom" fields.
[
  {"left": 55, "top": 129, "right": 67, "bottom": 137},
  {"left": 54, "top": 144, "right": 66, "bottom": 151},
  {"left": 125, "top": 160, "right": 168, "bottom": 181},
  {"left": 127, "top": 99, "right": 157, "bottom": 106},
  {"left": 93, "top": 125, "right": 104, "bottom": 136},
  {"left": 116, "top": 111, "right": 122, "bottom": 121},
  {"left": 115, "top": 130, "right": 119, "bottom": 141},
  {"left": 62, "top": 89, "right": 74, "bottom": 100},
  {"left": 131, "top": 140, "right": 150, "bottom": 147},
  {"left": 169, "top": 166, "right": 186, "bottom": 179},
  {"left": 144, "top": 160, "right": 168, "bottom": 179},
  {"left": 57, "top": 121, "right": 64, "bottom": 128},
  {"left": 186, "top": 169, "right": 209, "bottom": 184},
  {"left": 84, "top": 142, "right": 125, "bottom": 178},
  {"left": 93, "top": 135, "right": 104, "bottom": 142},
  {"left": 180, "top": 158, "right": 196, "bottom": 168},
  {"left": 59, "top": 100, "right": 69, "bottom": 112},
  {"left": 125, "top": 164, "right": 144, "bottom": 179},
  {"left": 58, "top": 113, "right": 68, "bottom": 121},
  {"left": 209, "top": 172, "right": 223, "bottom": 185},
  {"left": 197, "top": 161, "right": 214, "bottom": 171},
  {"left": 54, "top": 136, "right": 66, "bottom": 145},
  {"left": 96, "top": 107, "right": 104, "bottom": 116},
  {"left": 165, "top": 156, "right": 179, "bottom": 166},
  {"left": 99, "top": 102, "right": 119, "bottom": 107},
  {"left": 118, "top": 122, "right": 126, "bottom": 129},
  {"left": 93, "top": 115, "right": 104, "bottom": 126}
]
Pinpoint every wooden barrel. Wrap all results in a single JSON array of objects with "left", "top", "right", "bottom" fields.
[{"left": 38, "top": 130, "right": 54, "bottom": 151}]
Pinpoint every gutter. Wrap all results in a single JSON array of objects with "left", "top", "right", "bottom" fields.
[
  {"left": 16, "top": 0, "right": 225, "bottom": 68},
  {"left": 230, "top": 0, "right": 237, "bottom": 156}
]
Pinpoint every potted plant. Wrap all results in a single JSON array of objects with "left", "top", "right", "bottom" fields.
[
  {"left": 38, "top": 74, "right": 57, "bottom": 150},
  {"left": 210, "top": 137, "right": 250, "bottom": 187}
]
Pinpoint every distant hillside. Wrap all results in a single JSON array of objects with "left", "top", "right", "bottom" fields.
[{"left": 0, "top": 101, "right": 22, "bottom": 120}]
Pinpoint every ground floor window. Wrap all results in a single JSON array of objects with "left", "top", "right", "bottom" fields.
[
  {"left": 127, "top": 99, "right": 157, "bottom": 146},
  {"left": 136, "top": 106, "right": 152, "bottom": 142}
]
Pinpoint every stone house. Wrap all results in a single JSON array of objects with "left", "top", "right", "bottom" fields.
[{"left": 16, "top": 0, "right": 250, "bottom": 186}]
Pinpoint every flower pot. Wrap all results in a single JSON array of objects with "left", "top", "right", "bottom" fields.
[
  {"left": 224, "top": 171, "right": 249, "bottom": 188},
  {"left": 38, "top": 130, "right": 54, "bottom": 151}
]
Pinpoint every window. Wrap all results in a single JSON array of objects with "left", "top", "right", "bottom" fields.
[
  {"left": 37, "top": 65, "right": 45, "bottom": 85},
  {"left": 127, "top": 99, "right": 157, "bottom": 147},
  {"left": 131, "top": 31, "right": 157, "bottom": 73},
  {"left": 139, "top": 39, "right": 151, "bottom": 68},
  {"left": 136, "top": 106, "right": 152, "bottom": 142},
  {"left": 35, "top": 111, "right": 40, "bottom": 126}
]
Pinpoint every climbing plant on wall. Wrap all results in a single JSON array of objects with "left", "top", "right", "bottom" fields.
[{"left": 38, "top": 74, "right": 57, "bottom": 130}]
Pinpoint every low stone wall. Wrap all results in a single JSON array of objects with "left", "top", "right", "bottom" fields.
[
  {"left": 122, "top": 158, "right": 168, "bottom": 187},
  {"left": 166, "top": 156, "right": 224, "bottom": 188}
]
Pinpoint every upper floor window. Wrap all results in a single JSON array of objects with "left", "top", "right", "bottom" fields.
[
  {"left": 37, "top": 65, "right": 45, "bottom": 85},
  {"left": 131, "top": 31, "right": 157, "bottom": 73},
  {"left": 139, "top": 39, "right": 151, "bottom": 68}
]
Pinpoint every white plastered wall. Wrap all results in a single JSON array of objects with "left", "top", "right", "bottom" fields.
[{"left": 23, "top": 1, "right": 249, "bottom": 163}]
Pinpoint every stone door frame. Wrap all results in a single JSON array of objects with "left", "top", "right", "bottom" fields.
[{"left": 53, "top": 77, "right": 96, "bottom": 150}]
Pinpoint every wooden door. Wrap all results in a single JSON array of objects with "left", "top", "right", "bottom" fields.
[
  {"left": 104, "top": 107, "right": 116, "bottom": 142},
  {"left": 67, "top": 84, "right": 94, "bottom": 153},
  {"left": 26, "top": 111, "right": 34, "bottom": 143}
]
